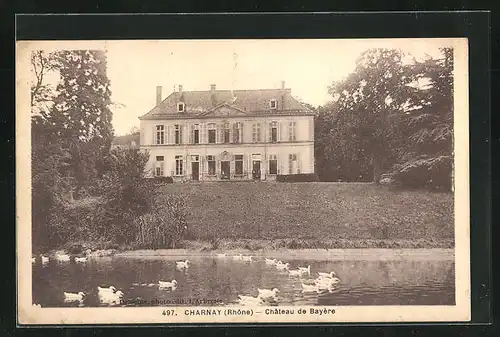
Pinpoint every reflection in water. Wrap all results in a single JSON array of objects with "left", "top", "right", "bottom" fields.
[{"left": 32, "top": 256, "right": 455, "bottom": 307}]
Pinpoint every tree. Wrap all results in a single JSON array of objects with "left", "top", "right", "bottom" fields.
[
  {"left": 389, "top": 48, "right": 454, "bottom": 190},
  {"left": 51, "top": 50, "right": 114, "bottom": 194},
  {"left": 31, "top": 51, "right": 59, "bottom": 113},
  {"left": 325, "top": 49, "right": 416, "bottom": 183}
]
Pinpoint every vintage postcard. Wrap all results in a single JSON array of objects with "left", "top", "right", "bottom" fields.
[{"left": 17, "top": 38, "right": 470, "bottom": 325}]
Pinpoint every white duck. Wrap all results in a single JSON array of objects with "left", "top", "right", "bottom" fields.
[
  {"left": 75, "top": 256, "right": 88, "bottom": 263},
  {"left": 257, "top": 288, "right": 279, "bottom": 299},
  {"left": 40, "top": 255, "right": 49, "bottom": 264},
  {"left": 298, "top": 265, "right": 311, "bottom": 274},
  {"left": 288, "top": 269, "right": 303, "bottom": 277},
  {"left": 158, "top": 280, "right": 178, "bottom": 289},
  {"left": 318, "top": 271, "right": 337, "bottom": 278},
  {"left": 276, "top": 262, "right": 290, "bottom": 270},
  {"left": 315, "top": 276, "right": 341, "bottom": 289},
  {"left": 176, "top": 260, "right": 190, "bottom": 269},
  {"left": 216, "top": 253, "right": 227, "bottom": 258},
  {"left": 233, "top": 254, "right": 243, "bottom": 261},
  {"left": 64, "top": 291, "right": 85, "bottom": 302},
  {"left": 99, "top": 291, "right": 123, "bottom": 305},
  {"left": 55, "top": 253, "right": 70, "bottom": 262},
  {"left": 237, "top": 295, "right": 263, "bottom": 305},
  {"left": 97, "top": 285, "right": 117, "bottom": 294},
  {"left": 265, "top": 258, "right": 277, "bottom": 265},
  {"left": 241, "top": 255, "right": 253, "bottom": 262}
]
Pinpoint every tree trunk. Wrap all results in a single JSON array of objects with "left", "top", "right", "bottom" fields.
[{"left": 371, "top": 153, "right": 383, "bottom": 184}]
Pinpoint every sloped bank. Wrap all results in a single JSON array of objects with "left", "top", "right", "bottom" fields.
[{"left": 114, "top": 247, "right": 455, "bottom": 261}]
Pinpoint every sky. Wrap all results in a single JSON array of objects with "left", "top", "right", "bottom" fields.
[{"left": 27, "top": 39, "right": 456, "bottom": 136}]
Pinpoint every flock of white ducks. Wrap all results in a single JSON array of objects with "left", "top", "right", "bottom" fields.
[
  {"left": 45, "top": 251, "right": 341, "bottom": 307},
  {"left": 62, "top": 259, "right": 192, "bottom": 306},
  {"left": 32, "top": 251, "right": 92, "bottom": 265},
  {"left": 217, "top": 253, "right": 341, "bottom": 305}
]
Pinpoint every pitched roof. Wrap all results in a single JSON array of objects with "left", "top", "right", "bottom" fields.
[
  {"left": 111, "top": 132, "right": 140, "bottom": 146},
  {"left": 139, "top": 88, "right": 311, "bottom": 120}
]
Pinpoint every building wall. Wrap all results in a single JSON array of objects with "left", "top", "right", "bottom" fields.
[{"left": 140, "top": 115, "right": 314, "bottom": 181}]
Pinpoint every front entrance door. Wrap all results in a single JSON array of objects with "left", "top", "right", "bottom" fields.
[
  {"left": 221, "top": 161, "right": 230, "bottom": 179},
  {"left": 252, "top": 160, "right": 261, "bottom": 180},
  {"left": 191, "top": 161, "right": 199, "bottom": 181}
]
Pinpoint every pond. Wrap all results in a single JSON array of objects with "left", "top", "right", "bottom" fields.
[{"left": 32, "top": 254, "right": 455, "bottom": 307}]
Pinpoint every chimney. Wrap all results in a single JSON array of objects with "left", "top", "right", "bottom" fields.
[
  {"left": 178, "top": 85, "right": 183, "bottom": 94},
  {"left": 281, "top": 81, "right": 285, "bottom": 90},
  {"left": 210, "top": 84, "right": 217, "bottom": 106},
  {"left": 156, "top": 86, "right": 162, "bottom": 106}
]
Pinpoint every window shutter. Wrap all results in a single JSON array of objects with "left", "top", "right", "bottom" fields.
[
  {"left": 216, "top": 123, "right": 220, "bottom": 143},
  {"left": 229, "top": 123, "right": 233, "bottom": 143},
  {"left": 240, "top": 123, "right": 244, "bottom": 143},
  {"left": 152, "top": 126, "right": 156, "bottom": 145},
  {"left": 297, "top": 153, "right": 301, "bottom": 174},
  {"left": 268, "top": 122, "right": 272, "bottom": 142},
  {"left": 232, "top": 123, "right": 237, "bottom": 143},
  {"left": 219, "top": 123, "right": 225, "bottom": 143},
  {"left": 159, "top": 161, "right": 164, "bottom": 176},
  {"left": 277, "top": 122, "right": 281, "bottom": 142},
  {"left": 190, "top": 124, "right": 194, "bottom": 144}
]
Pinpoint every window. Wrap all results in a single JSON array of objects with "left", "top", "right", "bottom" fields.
[
  {"left": 177, "top": 102, "right": 185, "bottom": 112},
  {"left": 271, "top": 121, "right": 278, "bottom": 142},
  {"left": 252, "top": 123, "right": 261, "bottom": 142},
  {"left": 193, "top": 124, "right": 200, "bottom": 144},
  {"left": 155, "top": 156, "right": 164, "bottom": 176},
  {"left": 289, "top": 154, "right": 297, "bottom": 174},
  {"left": 175, "top": 155, "right": 183, "bottom": 176},
  {"left": 270, "top": 99, "right": 277, "bottom": 109},
  {"left": 289, "top": 121, "right": 296, "bottom": 141},
  {"left": 175, "top": 124, "right": 182, "bottom": 144},
  {"left": 156, "top": 125, "right": 164, "bottom": 144},
  {"left": 235, "top": 155, "right": 243, "bottom": 175},
  {"left": 208, "top": 123, "right": 216, "bottom": 144},
  {"left": 155, "top": 167, "right": 163, "bottom": 176},
  {"left": 207, "top": 155, "right": 216, "bottom": 175},
  {"left": 269, "top": 155, "right": 278, "bottom": 175},
  {"left": 223, "top": 122, "right": 230, "bottom": 143},
  {"left": 233, "top": 122, "right": 242, "bottom": 143}
]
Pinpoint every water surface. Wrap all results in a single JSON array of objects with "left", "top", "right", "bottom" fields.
[{"left": 32, "top": 255, "right": 455, "bottom": 307}]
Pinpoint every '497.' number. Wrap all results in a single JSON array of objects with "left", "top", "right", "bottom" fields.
[{"left": 162, "top": 309, "right": 176, "bottom": 316}]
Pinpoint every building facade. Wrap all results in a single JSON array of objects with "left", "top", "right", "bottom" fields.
[{"left": 138, "top": 83, "right": 314, "bottom": 181}]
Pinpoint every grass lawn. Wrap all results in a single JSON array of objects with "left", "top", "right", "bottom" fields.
[{"left": 156, "top": 182, "right": 454, "bottom": 249}]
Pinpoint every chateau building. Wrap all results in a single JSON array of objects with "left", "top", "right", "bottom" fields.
[{"left": 138, "top": 82, "right": 314, "bottom": 181}]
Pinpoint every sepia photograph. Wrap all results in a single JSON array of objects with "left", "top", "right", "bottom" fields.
[{"left": 16, "top": 38, "right": 470, "bottom": 324}]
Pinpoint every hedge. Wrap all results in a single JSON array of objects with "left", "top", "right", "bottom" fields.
[{"left": 276, "top": 173, "right": 320, "bottom": 183}]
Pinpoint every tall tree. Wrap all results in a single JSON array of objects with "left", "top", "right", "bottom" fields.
[
  {"left": 326, "top": 49, "right": 416, "bottom": 183},
  {"left": 51, "top": 50, "right": 114, "bottom": 193},
  {"left": 390, "top": 48, "right": 454, "bottom": 190}
]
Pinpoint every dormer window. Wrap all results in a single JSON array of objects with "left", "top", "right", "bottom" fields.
[
  {"left": 269, "top": 99, "right": 277, "bottom": 109},
  {"left": 177, "top": 102, "right": 185, "bottom": 112}
]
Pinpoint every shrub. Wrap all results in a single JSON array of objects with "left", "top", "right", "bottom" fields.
[
  {"left": 389, "top": 155, "right": 452, "bottom": 191},
  {"left": 135, "top": 193, "right": 189, "bottom": 249},
  {"left": 276, "top": 173, "right": 320, "bottom": 183}
]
